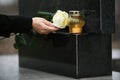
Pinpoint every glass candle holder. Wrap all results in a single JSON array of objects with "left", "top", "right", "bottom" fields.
[{"left": 68, "top": 10, "right": 85, "bottom": 34}]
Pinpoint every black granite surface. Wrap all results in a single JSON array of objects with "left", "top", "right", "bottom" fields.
[
  {"left": 18, "top": 0, "right": 114, "bottom": 78},
  {"left": 19, "top": 33, "right": 112, "bottom": 78}
]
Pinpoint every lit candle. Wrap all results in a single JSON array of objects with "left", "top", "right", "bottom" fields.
[
  {"left": 71, "top": 24, "right": 82, "bottom": 34},
  {"left": 68, "top": 10, "right": 85, "bottom": 34}
]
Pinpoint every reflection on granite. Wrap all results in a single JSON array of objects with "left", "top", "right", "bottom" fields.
[
  {"left": 20, "top": 68, "right": 112, "bottom": 80},
  {"left": 0, "top": 51, "right": 120, "bottom": 80}
]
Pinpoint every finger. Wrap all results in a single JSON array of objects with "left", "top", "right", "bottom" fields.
[
  {"left": 40, "top": 30, "right": 51, "bottom": 35},
  {"left": 41, "top": 18, "right": 53, "bottom": 26},
  {"left": 41, "top": 18, "right": 59, "bottom": 30},
  {"left": 40, "top": 22, "right": 59, "bottom": 31}
]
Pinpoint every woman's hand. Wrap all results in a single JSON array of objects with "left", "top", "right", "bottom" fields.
[{"left": 32, "top": 17, "right": 59, "bottom": 35}]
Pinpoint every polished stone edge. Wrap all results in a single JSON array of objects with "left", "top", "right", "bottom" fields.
[{"left": 19, "top": 56, "right": 78, "bottom": 78}]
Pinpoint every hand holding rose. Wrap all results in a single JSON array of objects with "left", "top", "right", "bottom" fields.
[{"left": 32, "top": 17, "right": 59, "bottom": 35}]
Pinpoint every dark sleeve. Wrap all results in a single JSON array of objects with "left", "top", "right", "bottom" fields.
[{"left": 0, "top": 14, "right": 32, "bottom": 37}]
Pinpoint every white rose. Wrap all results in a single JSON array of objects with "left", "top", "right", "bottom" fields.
[{"left": 52, "top": 10, "right": 70, "bottom": 29}]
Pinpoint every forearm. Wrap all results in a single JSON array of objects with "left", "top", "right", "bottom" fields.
[{"left": 0, "top": 14, "right": 32, "bottom": 37}]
